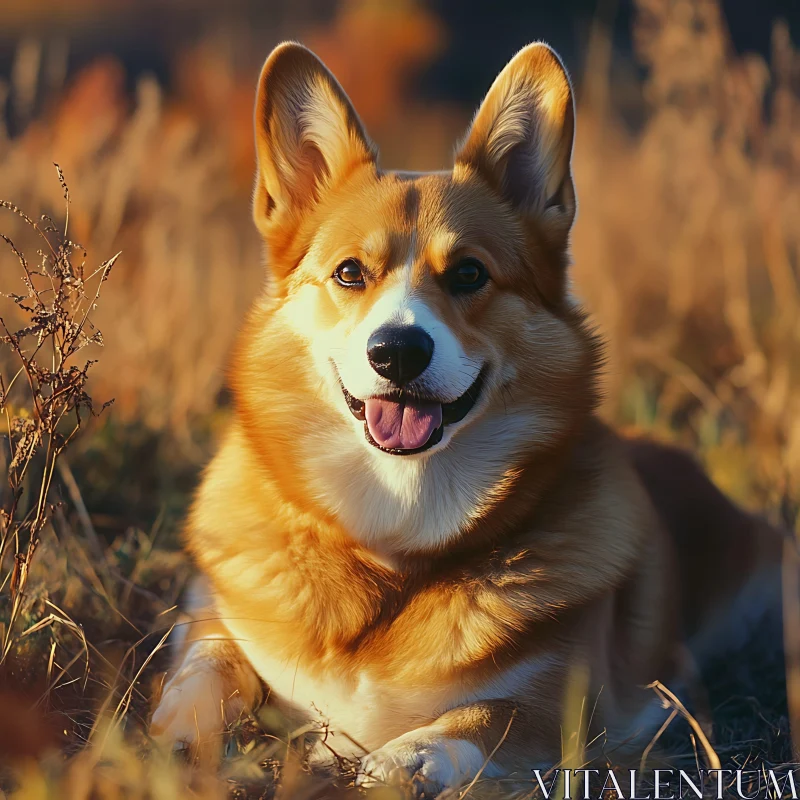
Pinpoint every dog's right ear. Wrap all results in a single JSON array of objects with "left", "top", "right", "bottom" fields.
[{"left": 253, "top": 43, "right": 376, "bottom": 264}]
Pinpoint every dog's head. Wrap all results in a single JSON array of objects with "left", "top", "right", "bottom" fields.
[{"left": 234, "top": 42, "right": 600, "bottom": 553}]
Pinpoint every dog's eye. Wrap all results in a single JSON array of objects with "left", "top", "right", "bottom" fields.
[
  {"left": 334, "top": 259, "right": 365, "bottom": 287},
  {"left": 450, "top": 258, "right": 488, "bottom": 293}
]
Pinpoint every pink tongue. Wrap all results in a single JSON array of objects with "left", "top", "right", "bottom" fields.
[{"left": 364, "top": 398, "right": 443, "bottom": 450}]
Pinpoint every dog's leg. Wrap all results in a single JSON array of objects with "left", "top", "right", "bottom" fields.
[
  {"left": 357, "top": 674, "right": 666, "bottom": 795},
  {"left": 150, "top": 577, "right": 263, "bottom": 764}
]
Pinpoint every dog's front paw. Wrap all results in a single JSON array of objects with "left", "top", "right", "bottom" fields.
[
  {"left": 357, "top": 729, "right": 487, "bottom": 796},
  {"left": 150, "top": 666, "right": 233, "bottom": 766}
]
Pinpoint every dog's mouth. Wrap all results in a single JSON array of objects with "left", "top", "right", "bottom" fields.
[{"left": 338, "top": 369, "right": 486, "bottom": 456}]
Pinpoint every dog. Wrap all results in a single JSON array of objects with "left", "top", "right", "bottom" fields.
[{"left": 150, "top": 40, "right": 786, "bottom": 793}]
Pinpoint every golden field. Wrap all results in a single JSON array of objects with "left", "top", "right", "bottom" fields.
[{"left": 0, "top": 0, "right": 798, "bottom": 797}]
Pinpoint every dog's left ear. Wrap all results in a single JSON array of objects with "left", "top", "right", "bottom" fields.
[
  {"left": 253, "top": 42, "right": 376, "bottom": 260},
  {"left": 455, "top": 43, "right": 575, "bottom": 242}
]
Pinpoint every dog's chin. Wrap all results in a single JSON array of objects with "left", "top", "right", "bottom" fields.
[{"left": 337, "top": 369, "right": 486, "bottom": 457}]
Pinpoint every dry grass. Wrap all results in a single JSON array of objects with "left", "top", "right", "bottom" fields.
[
  {"left": 573, "top": 0, "right": 800, "bottom": 512},
  {"left": 0, "top": 0, "right": 798, "bottom": 797}
]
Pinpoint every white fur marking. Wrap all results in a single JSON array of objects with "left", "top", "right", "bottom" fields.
[
  {"left": 358, "top": 729, "right": 492, "bottom": 792},
  {"left": 334, "top": 268, "right": 482, "bottom": 405}
]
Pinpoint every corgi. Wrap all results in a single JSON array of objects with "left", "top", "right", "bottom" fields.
[{"left": 150, "top": 41, "right": 786, "bottom": 793}]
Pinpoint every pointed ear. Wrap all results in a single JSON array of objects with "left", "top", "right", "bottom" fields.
[
  {"left": 252, "top": 42, "right": 376, "bottom": 250},
  {"left": 455, "top": 43, "right": 576, "bottom": 242}
]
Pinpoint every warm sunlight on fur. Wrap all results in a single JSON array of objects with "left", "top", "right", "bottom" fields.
[{"left": 147, "top": 40, "right": 788, "bottom": 795}]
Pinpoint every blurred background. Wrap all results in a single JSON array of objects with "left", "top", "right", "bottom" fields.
[
  {"left": 1, "top": 0, "right": 800, "bottom": 536},
  {"left": 1, "top": 1, "right": 799, "bottom": 793}
]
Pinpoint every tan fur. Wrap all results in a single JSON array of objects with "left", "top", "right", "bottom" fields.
[{"left": 150, "top": 41, "right": 786, "bottom": 790}]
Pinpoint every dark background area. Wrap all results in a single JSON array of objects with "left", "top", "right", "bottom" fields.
[{"left": 1, "top": 0, "right": 798, "bottom": 134}]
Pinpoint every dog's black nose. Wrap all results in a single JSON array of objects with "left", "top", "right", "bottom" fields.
[{"left": 367, "top": 325, "right": 434, "bottom": 385}]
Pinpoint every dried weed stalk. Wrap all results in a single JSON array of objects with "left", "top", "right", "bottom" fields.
[{"left": 0, "top": 164, "right": 115, "bottom": 662}]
